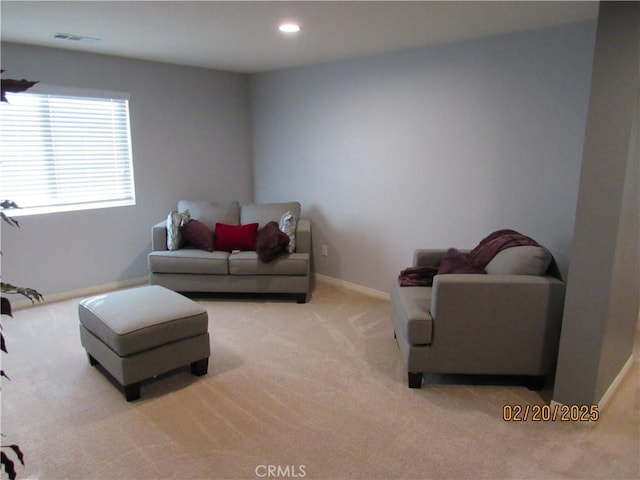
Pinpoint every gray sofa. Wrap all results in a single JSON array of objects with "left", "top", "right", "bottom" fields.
[
  {"left": 148, "top": 201, "right": 311, "bottom": 303},
  {"left": 391, "top": 244, "right": 566, "bottom": 389}
]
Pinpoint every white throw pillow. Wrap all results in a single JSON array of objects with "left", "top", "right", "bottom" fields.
[
  {"left": 166, "top": 209, "right": 191, "bottom": 250},
  {"left": 279, "top": 211, "right": 297, "bottom": 253}
]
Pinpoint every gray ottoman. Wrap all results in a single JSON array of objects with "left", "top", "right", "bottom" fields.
[{"left": 79, "top": 285, "right": 210, "bottom": 401}]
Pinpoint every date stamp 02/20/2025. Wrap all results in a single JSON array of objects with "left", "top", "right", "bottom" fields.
[{"left": 503, "top": 403, "right": 599, "bottom": 422}]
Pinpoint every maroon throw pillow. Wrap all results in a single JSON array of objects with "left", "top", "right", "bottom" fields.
[
  {"left": 256, "top": 221, "right": 290, "bottom": 263},
  {"left": 181, "top": 219, "right": 214, "bottom": 252},
  {"left": 215, "top": 222, "right": 259, "bottom": 252}
]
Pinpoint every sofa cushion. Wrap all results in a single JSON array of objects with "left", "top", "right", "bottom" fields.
[
  {"left": 240, "top": 202, "right": 301, "bottom": 228},
  {"left": 256, "top": 221, "right": 290, "bottom": 263},
  {"left": 166, "top": 209, "right": 191, "bottom": 251},
  {"left": 485, "top": 246, "right": 551, "bottom": 276},
  {"left": 229, "top": 252, "right": 309, "bottom": 276},
  {"left": 215, "top": 223, "right": 259, "bottom": 252},
  {"left": 178, "top": 200, "right": 240, "bottom": 230},
  {"left": 181, "top": 219, "right": 214, "bottom": 252},
  {"left": 148, "top": 249, "right": 229, "bottom": 275}
]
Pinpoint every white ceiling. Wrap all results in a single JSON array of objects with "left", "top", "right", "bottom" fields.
[{"left": 1, "top": 1, "right": 599, "bottom": 74}]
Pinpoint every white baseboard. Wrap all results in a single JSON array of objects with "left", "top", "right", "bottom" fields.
[
  {"left": 597, "top": 353, "right": 635, "bottom": 410},
  {"left": 315, "top": 273, "right": 390, "bottom": 301},
  {"left": 8, "top": 276, "right": 149, "bottom": 311},
  {"left": 550, "top": 353, "right": 635, "bottom": 427},
  {"left": 549, "top": 400, "right": 602, "bottom": 427},
  {"left": 8, "top": 274, "right": 386, "bottom": 310}
]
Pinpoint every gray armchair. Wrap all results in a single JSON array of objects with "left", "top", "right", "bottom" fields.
[{"left": 391, "top": 247, "right": 566, "bottom": 389}]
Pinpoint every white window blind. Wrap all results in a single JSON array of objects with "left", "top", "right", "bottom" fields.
[{"left": 1, "top": 88, "right": 135, "bottom": 216}]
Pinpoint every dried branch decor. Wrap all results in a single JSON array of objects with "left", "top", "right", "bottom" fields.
[{"left": 1, "top": 71, "right": 41, "bottom": 480}]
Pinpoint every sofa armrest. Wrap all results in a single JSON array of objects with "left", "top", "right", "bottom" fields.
[
  {"left": 151, "top": 221, "right": 168, "bottom": 252},
  {"left": 295, "top": 218, "right": 311, "bottom": 254}
]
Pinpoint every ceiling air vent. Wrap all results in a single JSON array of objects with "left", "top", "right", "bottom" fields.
[{"left": 53, "top": 33, "right": 101, "bottom": 43}]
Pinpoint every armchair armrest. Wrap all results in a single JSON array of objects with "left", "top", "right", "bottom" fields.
[
  {"left": 429, "top": 274, "right": 566, "bottom": 374},
  {"left": 295, "top": 218, "right": 311, "bottom": 254},
  {"left": 151, "top": 221, "right": 168, "bottom": 251},
  {"left": 431, "top": 274, "right": 565, "bottom": 320}
]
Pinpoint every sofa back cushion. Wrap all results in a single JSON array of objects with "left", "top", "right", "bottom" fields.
[
  {"left": 177, "top": 200, "right": 240, "bottom": 230},
  {"left": 484, "top": 246, "right": 552, "bottom": 276},
  {"left": 241, "top": 202, "right": 301, "bottom": 228}
]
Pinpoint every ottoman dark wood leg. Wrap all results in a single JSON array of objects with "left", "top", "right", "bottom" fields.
[
  {"left": 190, "top": 358, "right": 209, "bottom": 376},
  {"left": 408, "top": 371, "right": 423, "bottom": 389},
  {"left": 124, "top": 383, "right": 141, "bottom": 402},
  {"left": 525, "top": 375, "right": 546, "bottom": 391},
  {"left": 87, "top": 353, "right": 98, "bottom": 366}
]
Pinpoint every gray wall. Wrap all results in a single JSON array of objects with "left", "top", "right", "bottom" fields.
[
  {"left": 250, "top": 21, "right": 597, "bottom": 293},
  {"left": 553, "top": 2, "right": 640, "bottom": 406},
  {"left": 1, "top": 43, "right": 253, "bottom": 297},
  {"left": 2, "top": 23, "right": 597, "bottom": 298},
  {"left": 3, "top": 15, "right": 637, "bottom": 408}
]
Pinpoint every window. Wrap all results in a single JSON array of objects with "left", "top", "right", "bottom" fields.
[{"left": 0, "top": 86, "right": 135, "bottom": 216}]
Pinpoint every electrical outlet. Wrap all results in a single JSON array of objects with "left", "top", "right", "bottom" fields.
[{"left": 321, "top": 245, "right": 328, "bottom": 257}]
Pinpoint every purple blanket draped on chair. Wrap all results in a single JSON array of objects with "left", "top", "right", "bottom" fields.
[
  {"left": 467, "top": 229, "right": 540, "bottom": 268},
  {"left": 398, "top": 266, "right": 439, "bottom": 286},
  {"left": 398, "top": 229, "right": 540, "bottom": 286},
  {"left": 438, "top": 229, "right": 540, "bottom": 275}
]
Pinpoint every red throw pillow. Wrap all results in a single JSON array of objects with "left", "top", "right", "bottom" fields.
[
  {"left": 215, "top": 222, "right": 259, "bottom": 252},
  {"left": 181, "top": 219, "right": 214, "bottom": 252}
]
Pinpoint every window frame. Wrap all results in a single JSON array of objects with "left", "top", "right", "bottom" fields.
[{"left": 0, "top": 84, "right": 136, "bottom": 217}]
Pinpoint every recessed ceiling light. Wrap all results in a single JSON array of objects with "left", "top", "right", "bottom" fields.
[{"left": 279, "top": 23, "right": 300, "bottom": 33}]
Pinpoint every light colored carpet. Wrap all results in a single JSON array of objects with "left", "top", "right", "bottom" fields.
[{"left": 2, "top": 280, "right": 638, "bottom": 480}]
